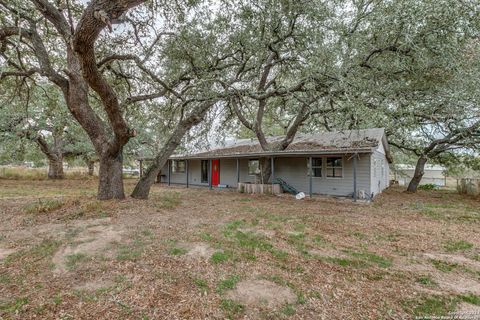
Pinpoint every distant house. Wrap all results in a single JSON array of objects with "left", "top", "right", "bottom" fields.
[
  {"left": 155, "top": 128, "right": 392, "bottom": 199},
  {"left": 394, "top": 164, "right": 447, "bottom": 187}
]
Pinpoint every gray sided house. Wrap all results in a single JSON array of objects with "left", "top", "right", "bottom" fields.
[{"left": 155, "top": 128, "right": 392, "bottom": 199}]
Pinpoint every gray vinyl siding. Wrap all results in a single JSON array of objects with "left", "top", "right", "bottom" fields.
[
  {"left": 370, "top": 150, "right": 389, "bottom": 196},
  {"left": 272, "top": 156, "right": 371, "bottom": 196}
]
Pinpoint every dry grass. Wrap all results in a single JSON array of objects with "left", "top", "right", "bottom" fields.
[
  {"left": 0, "top": 180, "right": 479, "bottom": 319},
  {"left": 0, "top": 166, "right": 95, "bottom": 181}
]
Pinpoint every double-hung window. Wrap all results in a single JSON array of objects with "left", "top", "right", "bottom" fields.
[
  {"left": 172, "top": 160, "right": 186, "bottom": 173},
  {"left": 311, "top": 158, "right": 322, "bottom": 177},
  {"left": 326, "top": 157, "right": 343, "bottom": 178}
]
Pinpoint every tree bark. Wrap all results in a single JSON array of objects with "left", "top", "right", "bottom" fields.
[
  {"left": 260, "top": 157, "right": 272, "bottom": 183},
  {"left": 97, "top": 151, "right": 125, "bottom": 200},
  {"left": 407, "top": 156, "right": 428, "bottom": 192},
  {"left": 48, "top": 155, "right": 64, "bottom": 179}
]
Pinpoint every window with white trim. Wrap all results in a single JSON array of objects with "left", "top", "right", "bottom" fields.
[
  {"left": 172, "top": 160, "right": 185, "bottom": 173},
  {"left": 326, "top": 157, "right": 343, "bottom": 178},
  {"left": 311, "top": 158, "right": 322, "bottom": 177}
]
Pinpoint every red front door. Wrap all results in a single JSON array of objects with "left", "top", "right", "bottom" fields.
[{"left": 211, "top": 159, "right": 220, "bottom": 186}]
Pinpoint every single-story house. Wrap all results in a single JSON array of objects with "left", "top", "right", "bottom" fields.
[
  {"left": 393, "top": 164, "right": 447, "bottom": 187},
  {"left": 148, "top": 128, "right": 392, "bottom": 199}
]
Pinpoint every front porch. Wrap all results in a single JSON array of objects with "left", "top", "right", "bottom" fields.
[{"left": 139, "top": 154, "right": 366, "bottom": 201}]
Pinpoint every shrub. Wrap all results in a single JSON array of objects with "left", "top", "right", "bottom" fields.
[{"left": 418, "top": 184, "right": 438, "bottom": 190}]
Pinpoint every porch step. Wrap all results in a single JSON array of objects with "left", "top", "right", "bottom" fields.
[{"left": 273, "top": 178, "right": 299, "bottom": 195}]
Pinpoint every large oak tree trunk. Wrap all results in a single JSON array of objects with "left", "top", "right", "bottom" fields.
[
  {"left": 98, "top": 151, "right": 125, "bottom": 200},
  {"left": 407, "top": 156, "right": 427, "bottom": 192},
  {"left": 48, "top": 155, "right": 64, "bottom": 179}
]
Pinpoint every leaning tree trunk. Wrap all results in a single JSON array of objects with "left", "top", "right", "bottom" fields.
[
  {"left": 48, "top": 154, "right": 64, "bottom": 179},
  {"left": 407, "top": 156, "right": 428, "bottom": 192},
  {"left": 131, "top": 102, "right": 214, "bottom": 199},
  {"left": 97, "top": 151, "right": 125, "bottom": 200},
  {"left": 132, "top": 156, "right": 167, "bottom": 199}
]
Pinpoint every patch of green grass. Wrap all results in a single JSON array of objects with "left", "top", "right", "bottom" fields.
[
  {"left": 223, "top": 220, "right": 245, "bottom": 237},
  {"left": 297, "top": 292, "right": 306, "bottom": 304},
  {"left": 312, "top": 234, "right": 328, "bottom": 246},
  {"left": 141, "top": 229, "right": 154, "bottom": 238},
  {"left": 65, "top": 253, "right": 88, "bottom": 270},
  {"left": 234, "top": 231, "right": 272, "bottom": 251},
  {"left": 240, "top": 252, "right": 257, "bottom": 261},
  {"left": 23, "top": 198, "right": 65, "bottom": 214},
  {"left": 0, "top": 274, "right": 11, "bottom": 284},
  {"left": 216, "top": 275, "right": 240, "bottom": 294},
  {"left": 287, "top": 232, "right": 310, "bottom": 256},
  {"left": 53, "top": 293, "right": 62, "bottom": 305},
  {"left": 348, "top": 251, "right": 392, "bottom": 268},
  {"left": 294, "top": 223, "right": 306, "bottom": 232},
  {"left": 220, "top": 299, "right": 244, "bottom": 319},
  {"left": 444, "top": 240, "right": 474, "bottom": 252},
  {"left": 0, "top": 297, "right": 29, "bottom": 313},
  {"left": 271, "top": 248, "right": 289, "bottom": 261},
  {"left": 211, "top": 251, "right": 232, "bottom": 264},
  {"left": 460, "top": 294, "right": 480, "bottom": 305},
  {"left": 281, "top": 304, "right": 296, "bottom": 316},
  {"left": 409, "top": 296, "right": 457, "bottom": 317},
  {"left": 416, "top": 275, "right": 437, "bottom": 287},
  {"left": 5, "top": 239, "right": 60, "bottom": 265},
  {"left": 321, "top": 256, "right": 368, "bottom": 268},
  {"left": 352, "top": 231, "right": 367, "bottom": 240},
  {"left": 413, "top": 202, "right": 480, "bottom": 222},
  {"left": 168, "top": 247, "right": 188, "bottom": 256},
  {"left": 155, "top": 192, "right": 182, "bottom": 209},
  {"left": 116, "top": 245, "right": 142, "bottom": 261},
  {"left": 431, "top": 259, "right": 458, "bottom": 272},
  {"left": 193, "top": 278, "right": 209, "bottom": 292},
  {"left": 199, "top": 232, "right": 214, "bottom": 242}
]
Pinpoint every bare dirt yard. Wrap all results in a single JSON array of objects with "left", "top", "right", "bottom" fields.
[{"left": 0, "top": 179, "right": 479, "bottom": 319}]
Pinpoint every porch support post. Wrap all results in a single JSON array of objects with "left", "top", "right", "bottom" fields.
[
  {"left": 353, "top": 153, "right": 357, "bottom": 202},
  {"left": 139, "top": 160, "right": 143, "bottom": 177},
  {"left": 209, "top": 159, "right": 212, "bottom": 190},
  {"left": 271, "top": 157, "right": 275, "bottom": 190},
  {"left": 168, "top": 159, "right": 171, "bottom": 186},
  {"left": 186, "top": 159, "right": 189, "bottom": 188},
  {"left": 309, "top": 156, "right": 313, "bottom": 198},
  {"left": 236, "top": 158, "right": 240, "bottom": 186}
]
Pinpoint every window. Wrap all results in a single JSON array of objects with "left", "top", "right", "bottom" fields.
[
  {"left": 172, "top": 160, "right": 185, "bottom": 173},
  {"left": 311, "top": 158, "right": 322, "bottom": 177},
  {"left": 248, "top": 159, "right": 260, "bottom": 175},
  {"left": 373, "top": 159, "right": 377, "bottom": 177},
  {"left": 201, "top": 160, "right": 209, "bottom": 183},
  {"left": 326, "top": 157, "right": 343, "bottom": 178}
]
